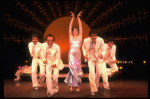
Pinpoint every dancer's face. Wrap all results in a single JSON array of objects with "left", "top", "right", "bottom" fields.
[
  {"left": 108, "top": 42, "right": 114, "bottom": 48},
  {"left": 90, "top": 34, "right": 97, "bottom": 42},
  {"left": 47, "top": 36, "right": 54, "bottom": 47},
  {"left": 73, "top": 28, "right": 79, "bottom": 36},
  {"left": 32, "top": 37, "right": 38, "bottom": 45}
]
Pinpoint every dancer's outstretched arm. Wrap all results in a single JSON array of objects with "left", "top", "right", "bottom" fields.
[
  {"left": 77, "top": 11, "right": 83, "bottom": 41},
  {"left": 69, "top": 12, "right": 74, "bottom": 39}
]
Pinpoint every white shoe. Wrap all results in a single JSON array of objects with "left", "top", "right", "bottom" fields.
[
  {"left": 91, "top": 92, "right": 95, "bottom": 95},
  {"left": 104, "top": 87, "right": 110, "bottom": 90},
  {"left": 34, "top": 86, "right": 38, "bottom": 90},
  {"left": 53, "top": 91, "right": 58, "bottom": 94}
]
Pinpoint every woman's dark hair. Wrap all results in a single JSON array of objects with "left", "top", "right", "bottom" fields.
[
  {"left": 89, "top": 29, "right": 98, "bottom": 37},
  {"left": 46, "top": 34, "right": 55, "bottom": 41},
  {"left": 72, "top": 26, "right": 79, "bottom": 33}
]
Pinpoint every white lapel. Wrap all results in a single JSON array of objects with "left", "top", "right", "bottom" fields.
[
  {"left": 51, "top": 48, "right": 57, "bottom": 57},
  {"left": 42, "top": 43, "right": 47, "bottom": 59},
  {"left": 85, "top": 37, "right": 100, "bottom": 53},
  {"left": 31, "top": 42, "right": 37, "bottom": 54},
  {"left": 110, "top": 45, "right": 115, "bottom": 57},
  {"left": 87, "top": 38, "right": 91, "bottom": 51},
  {"left": 50, "top": 43, "right": 57, "bottom": 57},
  {"left": 44, "top": 43, "right": 57, "bottom": 60},
  {"left": 95, "top": 37, "right": 101, "bottom": 53},
  {"left": 31, "top": 42, "right": 34, "bottom": 52}
]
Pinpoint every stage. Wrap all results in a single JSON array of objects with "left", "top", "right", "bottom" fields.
[{"left": 4, "top": 79, "right": 148, "bottom": 98}]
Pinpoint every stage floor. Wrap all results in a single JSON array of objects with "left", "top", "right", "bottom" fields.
[{"left": 4, "top": 79, "right": 148, "bottom": 98}]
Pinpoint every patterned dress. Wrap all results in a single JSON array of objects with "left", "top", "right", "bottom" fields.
[{"left": 64, "top": 37, "right": 82, "bottom": 86}]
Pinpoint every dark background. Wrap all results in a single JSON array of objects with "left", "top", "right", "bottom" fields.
[{"left": 3, "top": 1, "right": 148, "bottom": 80}]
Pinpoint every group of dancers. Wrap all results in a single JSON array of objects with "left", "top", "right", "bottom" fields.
[{"left": 15, "top": 11, "right": 118, "bottom": 97}]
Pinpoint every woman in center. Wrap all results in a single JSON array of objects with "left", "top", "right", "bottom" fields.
[{"left": 64, "top": 11, "right": 83, "bottom": 92}]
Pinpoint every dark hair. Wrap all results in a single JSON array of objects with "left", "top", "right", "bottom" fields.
[
  {"left": 107, "top": 37, "right": 114, "bottom": 42},
  {"left": 46, "top": 34, "right": 55, "bottom": 41},
  {"left": 89, "top": 29, "right": 98, "bottom": 37},
  {"left": 31, "top": 34, "right": 39, "bottom": 39},
  {"left": 72, "top": 26, "right": 79, "bottom": 33}
]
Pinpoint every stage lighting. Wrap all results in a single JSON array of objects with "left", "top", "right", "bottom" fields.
[
  {"left": 131, "top": 61, "right": 133, "bottom": 64},
  {"left": 120, "top": 66, "right": 122, "bottom": 70},
  {"left": 117, "top": 61, "right": 120, "bottom": 63},
  {"left": 143, "top": 61, "right": 146, "bottom": 64},
  {"left": 120, "top": 61, "right": 122, "bottom": 63},
  {"left": 125, "top": 61, "right": 127, "bottom": 64},
  {"left": 26, "top": 61, "right": 27, "bottom": 63},
  {"left": 19, "top": 66, "right": 21, "bottom": 69},
  {"left": 122, "top": 61, "right": 124, "bottom": 63}
]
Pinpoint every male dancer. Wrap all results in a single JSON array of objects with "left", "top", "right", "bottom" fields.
[
  {"left": 82, "top": 29, "right": 109, "bottom": 95},
  {"left": 95, "top": 37, "right": 118, "bottom": 91},
  {"left": 28, "top": 34, "right": 43, "bottom": 90},
  {"left": 40, "top": 34, "right": 64, "bottom": 97},
  {"left": 104, "top": 37, "right": 118, "bottom": 76}
]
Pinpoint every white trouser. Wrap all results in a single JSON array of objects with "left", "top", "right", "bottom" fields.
[
  {"left": 88, "top": 59, "right": 103, "bottom": 93},
  {"left": 95, "top": 62, "right": 109, "bottom": 89},
  {"left": 105, "top": 60, "right": 118, "bottom": 75},
  {"left": 31, "top": 58, "right": 44, "bottom": 87},
  {"left": 46, "top": 64, "right": 59, "bottom": 95},
  {"left": 38, "top": 64, "right": 46, "bottom": 84}
]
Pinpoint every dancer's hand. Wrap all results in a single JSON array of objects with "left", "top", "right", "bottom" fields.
[
  {"left": 104, "top": 57, "right": 107, "bottom": 60},
  {"left": 37, "top": 54, "right": 41, "bottom": 58},
  {"left": 43, "top": 60, "right": 47, "bottom": 64},
  {"left": 31, "top": 52, "right": 35, "bottom": 57},
  {"left": 113, "top": 59, "right": 117, "bottom": 63},
  {"left": 98, "top": 54, "right": 103, "bottom": 59},
  {"left": 77, "top": 11, "right": 82, "bottom": 17},
  {"left": 51, "top": 64, "right": 56, "bottom": 68},
  {"left": 84, "top": 54, "right": 88, "bottom": 59},
  {"left": 70, "top": 12, "right": 74, "bottom": 17}
]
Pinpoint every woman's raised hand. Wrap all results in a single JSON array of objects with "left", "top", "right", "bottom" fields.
[
  {"left": 70, "top": 12, "right": 74, "bottom": 17},
  {"left": 77, "top": 11, "right": 83, "bottom": 17}
]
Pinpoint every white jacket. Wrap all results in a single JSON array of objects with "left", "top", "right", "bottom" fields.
[
  {"left": 104, "top": 43, "right": 116, "bottom": 62},
  {"left": 28, "top": 42, "right": 41, "bottom": 58},
  {"left": 40, "top": 43, "right": 64, "bottom": 70},
  {"left": 82, "top": 37, "right": 105, "bottom": 62}
]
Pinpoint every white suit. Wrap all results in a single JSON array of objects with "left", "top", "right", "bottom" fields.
[
  {"left": 104, "top": 44, "right": 118, "bottom": 75},
  {"left": 95, "top": 43, "right": 118, "bottom": 89},
  {"left": 82, "top": 37, "right": 108, "bottom": 92},
  {"left": 28, "top": 42, "right": 44, "bottom": 87},
  {"left": 40, "top": 42, "right": 64, "bottom": 95}
]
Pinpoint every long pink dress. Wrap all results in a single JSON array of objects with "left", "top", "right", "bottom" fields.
[{"left": 64, "top": 37, "right": 82, "bottom": 86}]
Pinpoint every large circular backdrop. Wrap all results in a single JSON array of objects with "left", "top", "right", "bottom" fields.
[{"left": 44, "top": 17, "right": 90, "bottom": 63}]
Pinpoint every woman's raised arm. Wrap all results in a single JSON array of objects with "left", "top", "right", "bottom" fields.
[
  {"left": 77, "top": 11, "right": 83, "bottom": 41},
  {"left": 69, "top": 12, "right": 74, "bottom": 39}
]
